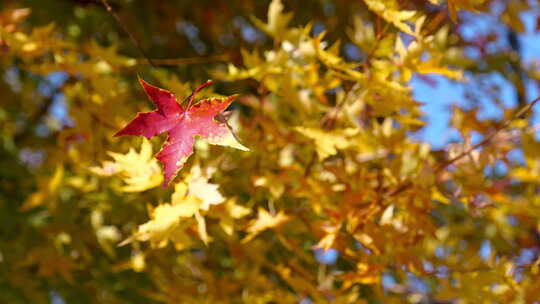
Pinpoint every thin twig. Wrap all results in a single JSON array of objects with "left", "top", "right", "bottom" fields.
[
  {"left": 303, "top": 151, "right": 317, "bottom": 178},
  {"left": 364, "top": 23, "right": 392, "bottom": 64},
  {"left": 100, "top": 0, "right": 156, "bottom": 68},
  {"left": 143, "top": 55, "right": 230, "bottom": 66},
  {"left": 304, "top": 88, "right": 352, "bottom": 177},
  {"left": 436, "top": 94, "right": 540, "bottom": 173},
  {"left": 14, "top": 97, "right": 54, "bottom": 144},
  {"left": 321, "top": 88, "right": 352, "bottom": 130},
  {"left": 185, "top": 80, "right": 214, "bottom": 109},
  {"left": 385, "top": 181, "right": 412, "bottom": 198},
  {"left": 91, "top": 112, "right": 117, "bottom": 130},
  {"left": 386, "top": 94, "right": 540, "bottom": 198}
]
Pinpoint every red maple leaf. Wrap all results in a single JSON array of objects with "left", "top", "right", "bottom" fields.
[{"left": 115, "top": 79, "right": 248, "bottom": 186}]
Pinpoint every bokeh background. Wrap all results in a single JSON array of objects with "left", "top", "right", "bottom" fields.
[{"left": 2, "top": 0, "right": 540, "bottom": 303}]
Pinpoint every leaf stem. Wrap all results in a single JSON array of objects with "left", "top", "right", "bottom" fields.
[{"left": 186, "top": 80, "right": 214, "bottom": 110}]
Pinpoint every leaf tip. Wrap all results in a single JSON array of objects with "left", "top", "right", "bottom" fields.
[
  {"left": 137, "top": 75, "right": 146, "bottom": 83},
  {"left": 113, "top": 129, "right": 125, "bottom": 137},
  {"left": 236, "top": 143, "right": 250, "bottom": 151}
]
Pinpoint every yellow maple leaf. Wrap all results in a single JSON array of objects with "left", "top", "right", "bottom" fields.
[
  {"left": 20, "top": 164, "right": 64, "bottom": 211},
  {"left": 90, "top": 139, "right": 162, "bottom": 192},
  {"left": 121, "top": 200, "right": 198, "bottom": 248},
  {"left": 187, "top": 164, "right": 225, "bottom": 211},
  {"left": 214, "top": 198, "right": 252, "bottom": 236},
  {"left": 415, "top": 59, "right": 463, "bottom": 80},
  {"left": 363, "top": 0, "right": 416, "bottom": 36},
  {"left": 394, "top": 36, "right": 464, "bottom": 81},
  {"left": 314, "top": 32, "right": 357, "bottom": 71},
  {"left": 250, "top": 0, "right": 292, "bottom": 40},
  {"left": 295, "top": 127, "right": 358, "bottom": 159},
  {"left": 341, "top": 263, "right": 383, "bottom": 288},
  {"left": 243, "top": 208, "right": 290, "bottom": 243},
  {"left": 170, "top": 182, "right": 202, "bottom": 218},
  {"left": 195, "top": 211, "right": 210, "bottom": 245}
]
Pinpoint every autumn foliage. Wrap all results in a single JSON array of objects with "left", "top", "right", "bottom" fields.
[{"left": 1, "top": 0, "right": 540, "bottom": 303}]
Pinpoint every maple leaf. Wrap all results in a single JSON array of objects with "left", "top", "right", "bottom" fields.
[
  {"left": 363, "top": 0, "right": 416, "bottom": 36},
  {"left": 340, "top": 263, "right": 384, "bottom": 288},
  {"left": 90, "top": 139, "right": 162, "bottom": 192},
  {"left": 295, "top": 127, "right": 358, "bottom": 160},
  {"left": 243, "top": 208, "right": 290, "bottom": 243},
  {"left": 121, "top": 202, "right": 192, "bottom": 248},
  {"left": 115, "top": 79, "right": 248, "bottom": 186},
  {"left": 186, "top": 164, "right": 225, "bottom": 211}
]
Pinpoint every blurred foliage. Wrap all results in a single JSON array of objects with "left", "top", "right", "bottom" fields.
[{"left": 1, "top": 0, "right": 540, "bottom": 303}]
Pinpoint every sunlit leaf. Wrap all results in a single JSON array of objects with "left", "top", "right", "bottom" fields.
[{"left": 115, "top": 79, "right": 248, "bottom": 186}]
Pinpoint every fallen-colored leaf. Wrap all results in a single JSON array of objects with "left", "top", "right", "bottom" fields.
[{"left": 115, "top": 79, "right": 248, "bottom": 186}]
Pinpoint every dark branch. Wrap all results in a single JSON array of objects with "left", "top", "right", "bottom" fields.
[{"left": 99, "top": 0, "right": 156, "bottom": 68}]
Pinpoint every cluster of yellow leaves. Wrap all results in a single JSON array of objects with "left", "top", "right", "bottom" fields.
[
  {"left": 208, "top": 2, "right": 540, "bottom": 301},
  {"left": 212, "top": 0, "right": 463, "bottom": 291},
  {"left": 123, "top": 163, "right": 252, "bottom": 248}
]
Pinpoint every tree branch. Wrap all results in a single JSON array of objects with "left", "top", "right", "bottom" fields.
[
  {"left": 100, "top": 0, "right": 156, "bottom": 68},
  {"left": 386, "top": 94, "right": 540, "bottom": 199},
  {"left": 435, "top": 94, "right": 540, "bottom": 173},
  {"left": 142, "top": 55, "right": 230, "bottom": 66}
]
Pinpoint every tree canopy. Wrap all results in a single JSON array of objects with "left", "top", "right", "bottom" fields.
[{"left": 1, "top": 0, "right": 540, "bottom": 303}]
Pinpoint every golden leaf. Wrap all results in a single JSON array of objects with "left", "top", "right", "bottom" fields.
[
  {"left": 363, "top": 0, "right": 416, "bottom": 35},
  {"left": 243, "top": 208, "right": 290, "bottom": 243},
  {"left": 195, "top": 211, "right": 210, "bottom": 245},
  {"left": 187, "top": 164, "right": 225, "bottom": 211},
  {"left": 91, "top": 139, "right": 162, "bottom": 192},
  {"left": 250, "top": 0, "right": 293, "bottom": 40},
  {"left": 296, "top": 127, "right": 358, "bottom": 160},
  {"left": 20, "top": 164, "right": 64, "bottom": 211}
]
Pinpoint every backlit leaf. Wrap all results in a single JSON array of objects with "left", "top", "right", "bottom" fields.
[
  {"left": 243, "top": 208, "right": 290, "bottom": 243},
  {"left": 91, "top": 139, "right": 162, "bottom": 192},
  {"left": 115, "top": 79, "right": 248, "bottom": 186}
]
